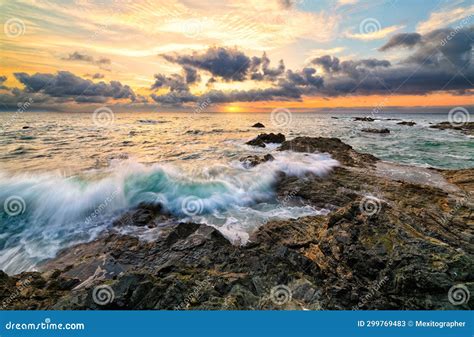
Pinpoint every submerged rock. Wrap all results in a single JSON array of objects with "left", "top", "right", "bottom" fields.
[
  {"left": 246, "top": 133, "right": 286, "bottom": 147},
  {"left": 239, "top": 154, "right": 275, "bottom": 168},
  {"left": 362, "top": 128, "right": 390, "bottom": 134},
  {"left": 354, "top": 117, "right": 375, "bottom": 122},
  {"left": 397, "top": 121, "right": 416, "bottom": 126},
  {"left": 251, "top": 122, "right": 265, "bottom": 128},
  {"left": 430, "top": 122, "right": 474, "bottom": 136}
]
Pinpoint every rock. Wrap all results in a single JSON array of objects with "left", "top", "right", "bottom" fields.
[
  {"left": 362, "top": 128, "right": 390, "bottom": 134},
  {"left": 240, "top": 154, "right": 275, "bottom": 167},
  {"left": 430, "top": 122, "right": 474, "bottom": 136},
  {"left": 354, "top": 117, "right": 375, "bottom": 122},
  {"left": 113, "top": 202, "right": 165, "bottom": 227},
  {"left": 246, "top": 133, "right": 286, "bottom": 147},
  {"left": 278, "top": 136, "right": 378, "bottom": 167},
  {"left": 397, "top": 121, "right": 416, "bottom": 126},
  {"left": 22, "top": 126, "right": 30, "bottom": 129},
  {"left": 251, "top": 122, "right": 265, "bottom": 128}
]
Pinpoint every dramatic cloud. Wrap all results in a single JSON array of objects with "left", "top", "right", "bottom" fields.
[
  {"left": 163, "top": 47, "right": 251, "bottom": 81},
  {"left": 250, "top": 52, "right": 285, "bottom": 81},
  {"left": 62, "top": 52, "right": 111, "bottom": 67},
  {"left": 402, "top": 26, "right": 474, "bottom": 68},
  {"left": 151, "top": 25, "right": 473, "bottom": 106},
  {"left": 379, "top": 33, "right": 422, "bottom": 51},
  {"left": 0, "top": 76, "right": 8, "bottom": 90},
  {"left": 85, "top": 73, "right": 105, "bottom": 79},
  {"left": 14, "top": 71, "right": 135, "bottom": 102}
]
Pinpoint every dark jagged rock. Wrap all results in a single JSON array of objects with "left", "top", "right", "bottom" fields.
[
  {"left": 362, "top": 128, "right": 390, "bottom": 134},
  {"left": 354, "top": 117, "right": 375, "bottom": 122},
  {"left": 113, "top": 202, "right": 166, "bottom": 228},
  {"left": 240, "top": 154, "right": 275, "bottom": 168},
  {"left": 278, "top": 137, "right": 378, "bottom": 167},
  {"left": 246, "top": 133, "right": 286, "bottom": 147},
  {"left": 251, "top": 123, "right": 265, "bottom": 128},
  {"left": 1, "top": 137, "right": 472, "bottom": 311},
  {"left": 397, "top": 121, "right": 416, "bottom": 126},
  {"left": 430, "top": 122, "right": 474, "bottom": 136}
]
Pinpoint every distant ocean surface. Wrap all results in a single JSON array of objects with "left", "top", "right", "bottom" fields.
[{"left": 0, "top": 111, "right": 472, "bottom": 274}]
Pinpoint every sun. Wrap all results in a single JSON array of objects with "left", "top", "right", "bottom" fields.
[{"left": 226, "top": 105, "right": 241, "bottom": 112}]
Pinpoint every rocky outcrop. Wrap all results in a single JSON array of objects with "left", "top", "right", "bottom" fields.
[
  {"left": 397, "top": 121, "right": 416, "bottom": 126},
  {"left": 354, "top": 117, "right": 375, "bottom": 122},
  {"left": 362, "top": 128, "right": 390, "bottom": 134},
  {"left": 246, "top": 133, "right": 286, "bottom": 147},
  {"left": 1, "top": 136, "right": 472, "bottom": 310},
  {"left": 251, "top": 123, "right": 265, "bottom": 128},
  {"left": 278, "top": 137, "right": 378, "bottom": 168},
  {"left": 430, "top": 122, "right": 474, "bottom": 136},
  {"left": 240, "top": 154, "right": 275, "bottom": 168}
]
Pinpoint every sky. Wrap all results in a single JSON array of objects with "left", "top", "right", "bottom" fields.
[{"left": 0, "top": 0, "right": 473, "bottom": 112}]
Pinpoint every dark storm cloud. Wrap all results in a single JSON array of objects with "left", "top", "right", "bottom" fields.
[
  {"left": 151, "top": 73, "right": 189, "bottom": 92},
  {"left": 403, "top": 26, "right": 474, "bottom": 68},
  {"left": 312, "top": 55, "right": 390, "bottom": 78},
  {"left": 379, "top": 33, "right": 422, "bottom": 51},
  {"left": 182, "top": 65, "right": 200, "bottom": 84},
  {"left": 0, "top": 76, "right": 8, "bottom": 90},
  {"left": 250, "top": 52, "right": 286, "bottom": 81},
  {"left": 85, "top": 73, "right": 105, "bottom": 79},
  {"left": 162, "top": 47, "right": 251, "bottom": 81},
  {"left": 14, "top": 71, "right": 136, "bottom": 102},
  {"left": 62, "top": 51, "right": 111, "bottom": 66}
]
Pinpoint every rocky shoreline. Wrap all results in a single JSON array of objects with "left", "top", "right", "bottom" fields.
[{"left": 1, "top": 135, "right": 472, "bottom": 310}]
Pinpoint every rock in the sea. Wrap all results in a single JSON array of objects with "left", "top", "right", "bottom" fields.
[
  {"left": 113, "top": 202, "right": 165, "bottom": 228},
  {"left": 362, "top": 128, "right": 390, "bottom": 134},
  {"left": 279, "top": 136, "right": 378, "bottom": 167},
  {"left": 246, "top": 133, "right": 286, "bottom": 147},
  {"left": 251, "top": 122, "right": 265, "bottom": 128},
  {"left": 430, "top": 121, "right": 474, "bottom": 136},
  {"left": 354, "top": 117, "right": 375, "bottom": 122},
  {"left": 240, "top": 154, "right": 275, "bottom": 168},
  {"left": 397, "top": 121, "right": 416, "bottom": 126}
]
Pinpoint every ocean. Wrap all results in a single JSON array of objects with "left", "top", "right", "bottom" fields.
[{"left": 0, "top": 110, "right": 472, "bottom": 274}]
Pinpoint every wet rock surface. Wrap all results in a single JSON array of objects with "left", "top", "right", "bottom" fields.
[
  {"left": 246, "top": 133, "right": 286, "bottom": 147},
  {"left": 354, "top": 117, "right": 375, "bottom": 122},
  {"left": 397, "top": 121, "right": 416, "bottom": 126},
  {"left": 239, "top": 154, "right": 275, "bottom": 168},
  {"left": 1, "top": 136, "right": 472, "bottom": 310},
  {"left": 362, "top": 128, "right": 390, "bottom": 134},
  {"left": 430, "top": 122, "right": 474, "bottom": 136}
]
